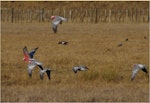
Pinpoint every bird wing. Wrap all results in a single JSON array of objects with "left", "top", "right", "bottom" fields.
[
  {"left": 138, "top": 64, "right": 148, "bottom": 73},
  {"left": 40, "top": 71, "right": 44, "bottom": 80},
  {"left": 52, "top": 16, "right": 67, "bottom": 25},
  {"left": 40, "top": 69, "right": 47, "bottom": 80},
  {"left": 23, "top": 46, "right": 30, "bottom": 60},
  {"left": 59, "top": 16, "right": 67, "bottom": 21},
  {"left": 46, "top": 69, "right": 51, "bottom": 80},
  {"left": 52, "top": 19, "right": 62, "bottom": 25},
  {"left": 29, "top": 47, "right": 38, "bottom": 58},
  {"left": 37, "top": 64, "right": 44, "bottom": 70},
  {"left": 28, "top": 61, "right": 36, "bottom": 77},
  {"left": 52, "top": 23, "right": 58, "bottom": 33},
  {"left": 72, "top": 67, "right": 80, "bottom": 73},
  {"left": 131, "top": 67, "right": 140, "bottom": 81},
  {"left": 141, "top": 67, "right": 148, "bottom": 73},
  {"left": 79, "top": 66, "right": 88, "bottom": 70}
]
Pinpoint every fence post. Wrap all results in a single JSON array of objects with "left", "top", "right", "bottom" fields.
[
  {"left": 125, "top": 9, "right": 129, "bottom": 23},
  {"left": 108, "top": 9, "right": 111, "bottom": 23},
  {"left": 69, "top": 9, "right": 72, "bottom": 22},
  {"left": 11, "top": 8, "right": 14, "bottom": 23},
  {"left": 103, "top": 9, "right": 107, "bottom": 22},
  {"left": 95, "top": 7, "right": 98, "bottom": 23},
  {"left": 51, "top": 8, "right": 53, "bottom": 16},
  {"left": 90, "top": 8, "right": 93, "bottom": 23},
  {"left": 42, "top": 8, "right": 44, "bottom": 22},
  {"left": 135, "top": 8, "right": 138, "bottom": 22}
]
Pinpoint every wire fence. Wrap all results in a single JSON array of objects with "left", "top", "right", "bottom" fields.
[{"left": 1, "top": 8, "right": 149, "bottom": 23}]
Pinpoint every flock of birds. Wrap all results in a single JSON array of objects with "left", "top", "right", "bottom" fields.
[
  {"left": 23, "top": 46, "right": 149, "bottom": 81},
  {"left": 22, "top": 15, "right": 149, "bottom": 81},
  {"left": 23, "top": 46, "right": 88, "bottom": 80}
]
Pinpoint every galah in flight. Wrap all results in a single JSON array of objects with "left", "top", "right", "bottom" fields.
[
  {"left": 37, "top": 65, "right": 51, "bottom": 80},
  {"left": 23, "top": 46, "right": 42, "bottom": 77},
  {"left": 51, "top": 16, "right": 67, "bottom": 33},
  {"left": 72, "top": 66, "right": 89, "bottom": 73},
  {"left": 131, "top": 64, "right": 149, "bottom": 81}
]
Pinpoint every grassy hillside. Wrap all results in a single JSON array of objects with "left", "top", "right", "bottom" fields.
[
  {"left": 1, "top": 1, "right": 149, "bottom": 9},
  {"left": 1, "top": 22, "right": 149, "bottom": 102}
]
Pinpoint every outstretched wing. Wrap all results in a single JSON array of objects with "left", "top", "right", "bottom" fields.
[
  {"left": 59, "top": 16, "right": 67, "bottom": 22},
  {"left": 52, "top": 16, "right": 67, "bottom": 25},
  {"left": 27, "top": 61, "right": 36, "bottom": 77},
  {"left": 79, "top": 66, "right": 88, "bottom": 70},
  {"left": 46, "top": 69, "right": 51, "bottom": 80},
  {"left": 72, "top": 67, "right": 80, "bottom": 73},
  {"left": 29, "top": 47, "right": 38, "bottom": 58},
  {"left": 52, "top": 23, "right": 58, "bottom": 33},
  {"left": 37, "top": 64, "right": 44, "bottom": 70},
  {"left": 141, "top": 67, "right": 148, "bottom": 73},
  {"left": 131, "top": 67, "right": 140, "bottom": 81},
  {"left": 23, "top": 46, "right": 30, "bottom": 61}
]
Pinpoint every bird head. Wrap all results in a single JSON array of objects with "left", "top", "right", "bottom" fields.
[{"left": 51, "top": 16, "right": 55, "bottom": 20}]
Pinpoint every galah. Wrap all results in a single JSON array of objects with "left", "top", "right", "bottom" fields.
[
  {"left": 51, "top": 16, "right": 67, "bottom": 33},
  {"left": 23, "top": 46, "right": 38, "bottom": 61},
  {"left": 37, "top": 65, "right": 51, "bottom": 80},
  {"left": 72, "top": 66, "right": 89, "bottom": 73},
  {"left": 58, "top": 41, "right": 68, "bottom": 45},
  {"left": 131, "top": 64, "right": 149, "bottom": 81},
  {"left": 23, "top": 46, "right": 42, "bottom": 77}
]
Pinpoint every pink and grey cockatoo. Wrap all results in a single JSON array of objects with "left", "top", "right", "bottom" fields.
[
  {"left": 23, "top": 46, "right": 51, "bottom": 80},
  {"left": 37, "top": 65, "right": 51, "bottom": 80},
  {"left": 51, "top": 16, "right": 67, "bottom": 33},
  {"left": 72, "top": 66, "right": 89, "bottom": 73},
  {"left": 23, "top": 46, "right": 42, "bottom": 77},
  {"left": 131, "top": 64, "right": 149, "bottom": 81}
]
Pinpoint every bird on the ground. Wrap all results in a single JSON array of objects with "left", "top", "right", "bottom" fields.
[
  {"left": 58, "top": 41, "right": 68, "bottom": 45},
  {"left": 131, "top": 64, "right": 149, "bottom": 81},
  {"left": 72, "top": 66, "right": 89, "bottom": 73},
  {"left": 51, "top": 16, "right": 67, "bottom": 33},
  {"left": 125, "top": 38, "right": 128, "bottom": 41},
  {"left": 37, "top": 65, "right": 51, "bottom": 80},
  {"left": 117, "top": 43, "right": 123, "bottom": 47},
  {"left": 23, "top": 46, "right": 42, "bottom": 77}
]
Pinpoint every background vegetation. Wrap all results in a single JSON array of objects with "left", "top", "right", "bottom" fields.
[{"left": 1, "top": 1, "right": 148, "bottom": 9}]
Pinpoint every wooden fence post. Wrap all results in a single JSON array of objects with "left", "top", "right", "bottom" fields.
[
  {"left": 29, "top": 10, "right": 32, "bottom": 23},
  {"left": 11, "top": 8, "right": 14, "bottom": 23},
  {"left": 103, "top": 9, "right": 107, "bottom": 22},
  {"left": 125, "top": 9, "right": 129, "bottom": 23},
  {"left": 69, "top": 9, "right": 72, "bottom": 22},
  {"left": 135, "top": 8, "right": 138, "bottom": 22},
  {"left": 42, "top": 8, "right": 44, "bottom": 22},
  {"left": 95, "top": 7, "right": 98, "bottom": 23},
  {"left": 108, "top": 9, "right": 111, "bottom": 23},
  {"left": 90, "top": 8, "right": 93, "bottom": 23}
]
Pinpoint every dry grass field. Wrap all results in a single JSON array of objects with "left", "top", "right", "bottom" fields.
[{"left": 1, "top": 22, "right": 149, "bottom": 102}]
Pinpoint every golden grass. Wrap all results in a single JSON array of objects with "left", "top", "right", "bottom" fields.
[{"left": 1, "top": 22, "right": 149, "bottom": 102}]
